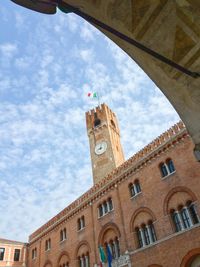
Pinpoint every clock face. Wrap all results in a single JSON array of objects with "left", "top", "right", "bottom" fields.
[{"left": 95, "top": 141, "right": 107, "bottom": 155}]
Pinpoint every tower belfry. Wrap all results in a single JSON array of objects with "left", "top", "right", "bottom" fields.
[{"left": 86, "top": 104, "right": 125, "bottom": 184}]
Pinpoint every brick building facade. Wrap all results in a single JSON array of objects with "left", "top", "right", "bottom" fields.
[
  {"left": 0, "top": 238, "right": 27, "bottom": 267},
  {"left": 2, "top": 104, "right": 200, "bottom": 267}
]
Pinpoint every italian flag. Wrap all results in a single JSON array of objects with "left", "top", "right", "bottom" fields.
[
  {"left": 99, "top": 246, "right": 106, "bottom": 267},
  {"left": 87, "top": 92, "right": 98, "bottom": 98}
]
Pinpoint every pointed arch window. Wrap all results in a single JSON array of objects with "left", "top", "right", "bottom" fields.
[
  {"left": 135, "top": 222, "right": 157, "bottom": 248},
  {"left": 129, "top": 180, "right": 141, "bottom": 198},
  {"left": 171, "top": 202, "right": 199, "bottom": 232},
  {"left": 98, "top": 198, "right": 114, "bottom": 218},
  {"left": 60, "top": 228, "right": 67, "bottom": 242},
  {"left": 78, "top": 216, "right": 85, "bottom": 231},
  {"left": 167, "top": 159, "right": 175, "bottom": 173},
  {"left": 189, "top": 203, "right": 199, "bottom": 224},
  {"left": 159, "top": 159, "right": 176, "bottom": 178},
  {"left": 45, "top": 239, "right": 51, "bottom": 251},
  {"left": 78, "top": 253, "right": 90, "bottom": 267}
]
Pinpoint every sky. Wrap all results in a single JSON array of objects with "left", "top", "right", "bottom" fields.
[{"left": 0, "top": 2, "right": 180, "bottom": 242}]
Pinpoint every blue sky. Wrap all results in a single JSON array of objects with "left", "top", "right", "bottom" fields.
[{"left": 0, "top": 2, "right": 180, "bottom": 242}]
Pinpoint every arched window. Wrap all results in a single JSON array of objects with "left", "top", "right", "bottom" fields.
[
  {"left": 77, "top": 218, "right": 81, "bottom": 231},
  {"left": 99, "top": 204, "right": 103, "bottom": 217},
  {"left": 148, "top": 222, "right": 157, "bottom": 242},
  {"left": 129, "top": 180, "right": 141, "bottom": 197},
  {"left": 135, "top": 223, "right": 157, "bottom": 248},
  {"left": 45, "top": 239, "right": 51, "bottom": 251},
  {"left": 78, "top": 253, "right": 90, "bottom": 267},
  {"left": 167, "top": 159, "right": 175, "bottom": 173},
  {"left": 32, "top": 248, "right": 37, "bottom": 259},
  {"left": 181, "top": 208, "right": 191, "bottom": 228},
  {"left": 159, "top": 159, "right": 176, "bottom": 178},
  {"left": 143, "top": 225, "right": 150, "bottom": 245},
  {"left": 103, "top": 201, "right": 108, "bottom": 213},
  {"left": 171, "top": 210, "right": 182, "bottom": 232},
  {"left": 171, "top": 201, "right": 199, "bottom": 232},
  {"left": 105, "top": 237, "right": 120, "bottom": 260},
  {"left": 98, "top": 198, "right": 114, "bottom": 218},
  {"left": 136, "top": 227, "right": 143, "bottom": 248},
  {"left": 60, "top": 230, "right": 63, "bottom": 242},
  {"left": 60, "top": 228, "right": 67, "bottom": 242},
  {"left": 82, "top": 216, "right": 85, "bottom": 228},
  {"left": 63, "top": 228, "right": 67, "bottom": 240},
  {"left": 108, "top": 198, "right": 113, "bottom": 211},
  {"left": 160, "top": 163, "right": 168, "bottom": 177},
  {"left": 135, "top": 180, "right": 141, "bottom": 194},
  {"left": 129, "top": 183, "right": 135, "bottom": 197},
  {"left": 188, "top": 203, "right": 199, "bottom": 224}
]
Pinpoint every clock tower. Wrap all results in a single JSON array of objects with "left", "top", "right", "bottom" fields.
[{"left": 86, "top": 103, "right": 125, "bottom": 185}]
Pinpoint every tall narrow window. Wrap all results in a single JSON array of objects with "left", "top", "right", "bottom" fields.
[
  {"left": 108, "top": 198, "right": 113, "bottom": 211},
  {"left": 103, "top": 201, "right": 108, "bottom": 214},
  {"left": 149, "top": 223, "right": 157, "bottom": 242},
  {"left": 135, "top": 180, "right": 141, "bottom": 194},
  {"left": 63, "top": 228, "right": 67, "bottom": 240},
  {"left": 99, "top": 205, "right": 103, "bottom": 217},
  {"left": 129, "top": 183, "right": 135, "bottom": 197},
  {"left": 143, "top": 226, "right": 150, "bottom": 245},
  {"left": 167, "top": 159, "right": 175, "bottom": 173},
  {"left": 14, "top": 249, "right": 20, "bottom": 261},
  {"left": 136, "top": 228, "right": 143, "bottom": 248},
  {"left": 78, "top": 218, "right": 81, "bottom": 230},
  {"left": 60, "top": 230, "right": 63, "bottom": 242},
  {"left": 110, "top": 241, "right": 116, "bottom": 259},
  {"left": 189, "top": 204, "right": 199, "bottom": 224},
  {"left": 172, "top": 211, "right": 182, "bottom": 232},
  {"left": 82, "top": 216, "right": 85, "bottom": 228},
  {"left": 0, "top": 248, "right": 5, "bottom": 261},
  {"left": 160, "top": 163, "right": 168, "bottom": 177},
  {"left": 181, "top": 208, "right": 191, "bottom": 228}
]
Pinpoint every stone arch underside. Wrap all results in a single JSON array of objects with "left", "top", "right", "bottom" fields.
[
  {"left": 130, "top": 207, "right": 156, "bottom": 231},
  {"left": 10, "top": 0, "right": 200, "bottom": 159},
  {"left": 98, "top": 222, "right": 121, "bottom": 245},
  {"left": 57, "top": 251, "right": 70, "bottom": 267},
  {"left": 163, "top": 186, "right": 197, "bottom": 215}
]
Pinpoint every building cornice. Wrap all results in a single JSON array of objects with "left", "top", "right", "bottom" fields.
[{"left": 29, "top": 121, "right": 189, "bottom": 244}]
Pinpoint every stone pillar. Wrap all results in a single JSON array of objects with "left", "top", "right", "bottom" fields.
[
  {"left": 80, "top": 257, "right": 84, "bottom": 267},
  {"left": 85, "top": 255, "right": 89, "bottom": 267}
]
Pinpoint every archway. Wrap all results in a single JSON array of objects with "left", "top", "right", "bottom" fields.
[{"left": 181, "top": 248, "right": 200, "bottom": 267}]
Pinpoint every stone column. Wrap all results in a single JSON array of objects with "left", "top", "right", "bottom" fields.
[
  {"left": 85, "top": 255, "right": 89, "bottom": 267},
  {"left": 80, "top": 257, "right": 84, "bottom": 267}
]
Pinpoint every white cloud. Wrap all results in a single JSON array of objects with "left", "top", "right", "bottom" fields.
[
  {"left": 0, "top": 4, "right": 180, "bottom": 242},
  {"left": 0, "top": 43, "right": 17, "bottom": 57}
]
